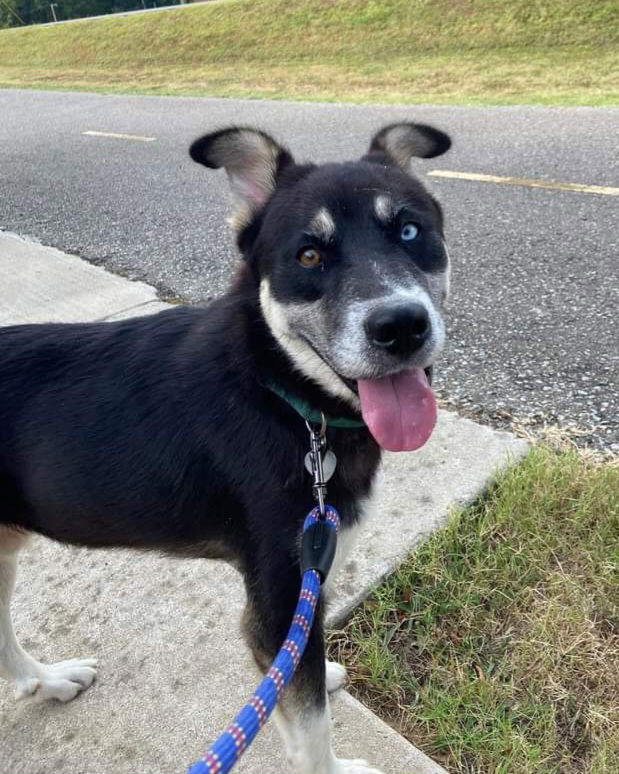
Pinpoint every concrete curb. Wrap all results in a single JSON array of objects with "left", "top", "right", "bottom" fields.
[
  {"left": 0, "top": 232, "right": 527, "bottom": 774},
  {"left": 0, "top": 232, "right": 161, "bottom": 325}
]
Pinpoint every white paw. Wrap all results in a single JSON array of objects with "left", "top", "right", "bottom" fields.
[
  {"left": 334, "top": 759, "right": 385, "bottom": 774},
  {"left": 15, "top": 657, "right": 97, "bottom": 702},
  {"left": 325, "top": 660, "right": 347, "bottom": 693}
]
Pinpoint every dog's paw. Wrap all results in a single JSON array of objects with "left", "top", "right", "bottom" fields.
[
  {"left": 325, "top": 660, "right": 347, "bottom": 693},
  {"left": 333, "top": 760, "right": 385, "bottom": 774},
  {"left": 15, "top": 657, "right": 97, "bottom": 702}
]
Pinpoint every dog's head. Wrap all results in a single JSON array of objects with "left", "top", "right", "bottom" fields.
[{"left": 190, "top": 124, "right": 451, "bottom": 451}]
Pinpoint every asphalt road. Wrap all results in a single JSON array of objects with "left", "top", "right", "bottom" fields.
[{"left": 1, "top": 90, "right": 617, "bottom": 449}]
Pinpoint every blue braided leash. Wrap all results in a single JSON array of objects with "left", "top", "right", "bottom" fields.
[{"left": 186, "top": 504, "right": 340, "bottom": 774}]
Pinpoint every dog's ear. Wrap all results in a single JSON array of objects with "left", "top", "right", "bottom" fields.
[
  {"left": 365, "top": 123, "right": 451, "bottom": 170},
  {"left": 189, "top": 127, "right": 294, "bottom": 224}
]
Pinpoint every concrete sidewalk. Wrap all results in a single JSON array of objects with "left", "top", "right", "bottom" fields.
[{"left": 0, "top": 232, "right": 527, "bottom": 774}]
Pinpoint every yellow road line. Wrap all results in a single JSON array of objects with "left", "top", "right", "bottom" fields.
[
  {"left": 428, "top": 170, "right": 619, "bottom": 197},
  {"left": 82, "top": 130, "right": 156, "bottom": 142}
]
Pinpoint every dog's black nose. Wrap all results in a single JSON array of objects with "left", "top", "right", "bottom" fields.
[{"left": 365, "top": 304, "right": 430, "bottom": 357}]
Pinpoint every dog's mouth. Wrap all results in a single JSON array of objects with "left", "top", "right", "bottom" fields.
[
  {"left": 343, "top": 366, "right": 433, "bottom": 394},
  {"left": 297, "top": 334, "right": 437, "bottom": 453},
  {"left": 342, "top": 366, "right": 436, "bottom": 453},
  {"left": 355, "top": 367, "right": 436, "bottom": 452}
]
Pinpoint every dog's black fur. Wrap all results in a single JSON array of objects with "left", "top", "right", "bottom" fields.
[{"left": 0, "top": 122, "right": 451, "bottom": 773}]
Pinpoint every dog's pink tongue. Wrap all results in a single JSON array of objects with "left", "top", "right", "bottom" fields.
[{"left": 357, "top": 368, "right": 436, "bottom": 452}]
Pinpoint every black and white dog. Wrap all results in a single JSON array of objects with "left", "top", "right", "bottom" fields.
[{"left": 0, "top": 122, "right": 451, "bottom": 774}]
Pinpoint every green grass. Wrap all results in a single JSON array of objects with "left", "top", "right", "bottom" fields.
[
  {"left": 330, "top": 447, "right": 619, "bottom": 773},
  {"left": 1, "top": 0, "right": 618, "bottom": 105}
]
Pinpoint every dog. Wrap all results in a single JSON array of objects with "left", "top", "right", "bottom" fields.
[{"left": 0, "top": 122, "right": 451, "bottom": 774}]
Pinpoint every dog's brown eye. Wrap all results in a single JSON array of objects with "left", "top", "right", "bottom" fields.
[{"left": 297, "top": 247, "right": 323, "bottom": 269}]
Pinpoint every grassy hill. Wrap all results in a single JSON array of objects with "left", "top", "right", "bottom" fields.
[{"left": 1, "top": 0, "right": 617, "bottom": 105}]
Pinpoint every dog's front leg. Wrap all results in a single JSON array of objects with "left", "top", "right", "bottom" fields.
[
  {"left": 242, "top": 561, "right": 384, "bottom": 774},
  {"left": 0, "top": 527, "right": 97, "bottom": 702}
]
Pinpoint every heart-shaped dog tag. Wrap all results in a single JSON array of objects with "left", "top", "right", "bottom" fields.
[{"left": 304, "top": 450, "right": 338, "bottom": 481}]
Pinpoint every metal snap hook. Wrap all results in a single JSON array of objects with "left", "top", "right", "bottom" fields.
[{"left": 305, "top": 411, "right": 327, "bottom": 439}]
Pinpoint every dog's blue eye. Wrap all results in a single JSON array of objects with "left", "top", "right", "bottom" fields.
[{"left": 400, "top": 222, "right": 419, "bottom": 242}]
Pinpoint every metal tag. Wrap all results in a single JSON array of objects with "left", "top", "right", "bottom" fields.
[
  {"left": 322, "top": 450, "right": 337, "bottom": 481},
  {"left": 304, "top": 450, "right": 337, "bottom": 482}
]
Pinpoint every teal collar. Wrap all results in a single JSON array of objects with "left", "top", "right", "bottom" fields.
[{"left": 263, "top": 378, "right": 366, "bottom": 429}]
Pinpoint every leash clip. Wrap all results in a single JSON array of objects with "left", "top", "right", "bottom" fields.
[{"left": 305, "top": 413, "right": 328, "bottom": 518}]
